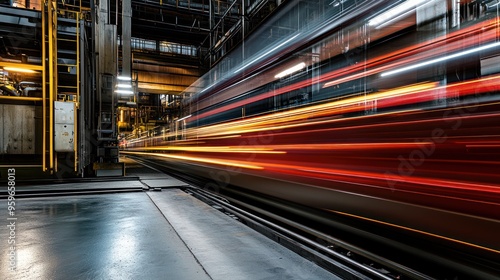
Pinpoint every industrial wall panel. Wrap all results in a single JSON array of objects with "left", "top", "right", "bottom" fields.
[
  {"left": 0, "top": 104, "right": 35, "bottom": 154},
  {"left": 21, "top": 105, "right": 35, "bottom": 153},
  {"left": 54, "top": 101, "right": 75, "bottom": 152}
]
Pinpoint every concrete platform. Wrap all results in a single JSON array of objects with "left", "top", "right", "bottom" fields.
[
  {"left": 0, "top": 162, "right": 338, "bottom": 280},
  {"left": 123, "top": 156, "right": 190, "bottom": 188}
]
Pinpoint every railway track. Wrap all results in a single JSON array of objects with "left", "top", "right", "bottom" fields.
[
  {"left": 6, "top": 155, "right": 498, "bottom": 279},
  {"left": 127, "top": 155, "right": 438, "bottom": 280}
]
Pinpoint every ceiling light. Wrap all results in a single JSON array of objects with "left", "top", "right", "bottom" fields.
[
  {"left": 275, "top": 62, "right": 306, "bottom": 78},
  {"left": 176, "top": 115, "right": 192, "bottom": 122},
  {"left": 117, "top": 83, "right": 132, "bottom": 88}
]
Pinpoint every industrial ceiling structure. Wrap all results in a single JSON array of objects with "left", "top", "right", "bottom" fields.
[
  {"left": 0, "top": 0, "right": 286, "bottom": 95},
  {"left": 124, "top": 0, "right": 286, "bottom": 95},
  {"left": 0, "top": 0, "right": 287, "bottom": 175}
]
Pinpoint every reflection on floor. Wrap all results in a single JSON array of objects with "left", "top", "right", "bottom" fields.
[{"left": 0, "top": 162, "right": 337, "bottom": 280}]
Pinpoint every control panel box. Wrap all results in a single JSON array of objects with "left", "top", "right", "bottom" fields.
[{"left": 54, "top": 101, "right": 75, "bottom": 152}]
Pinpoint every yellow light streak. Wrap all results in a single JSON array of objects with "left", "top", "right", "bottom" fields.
[
  {"left": 121, "top": 151, "right": 264, "bottom": 170},
  {"left": 3, "top": 67, "right": 38, "bottom": 73},
  {"left": 127, "top": 146, "right": 286, "bottom": 154}
]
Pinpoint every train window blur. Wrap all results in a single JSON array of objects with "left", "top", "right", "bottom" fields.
[
  {"left": 125, "top": 0, "right": 500, "bottom": 147},
  {"left": 121, "top": 0, "right": 500, "bottom": 265},
  {"left": 176, "top": 0, "right": 500, "bottom": 128}
]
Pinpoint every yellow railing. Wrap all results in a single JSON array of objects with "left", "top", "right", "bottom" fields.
[{"left": 42, "top": 0, "right": 82, "bottom": 174}]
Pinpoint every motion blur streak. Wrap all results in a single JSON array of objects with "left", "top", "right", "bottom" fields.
[
  {"left": 122, "top": 1, "right": 500, "bottom": 263},
  {"left": 189, "top": 19, "right": 500, "bottom": 122},
  {"left": 121, "top": 151, "right": 264, "bottom": 170},
  {"left": 189, "top": 75, "right": 499, "bottom": 139},
  {"left": 247, "top": 160, "right": 500, "bottom": 196},
  {"left": 208, "top": 74, "right": 494, "bottom": 138},
  {"left": 325, "top": 18, "right": 500, "bottom": 87},
  {"left": 381, "top": 41, "right": 500, "bottom": 77},
  {"left": 126, "top": 146, "right": 286, "bottom": 154},
  {"left": 330, "top": 210, "right": 500, "bottom": 254},
  {"left": 190, "top": 82, "right": 438, "bottom": 137}
]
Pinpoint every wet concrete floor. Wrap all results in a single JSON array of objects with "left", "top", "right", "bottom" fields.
[{"left": 0, "top": 160, "right": 337, "bottom": 279}]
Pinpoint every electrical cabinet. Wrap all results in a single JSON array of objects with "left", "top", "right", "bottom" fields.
[{"left": 54, "top": 101, "right": 75, "bottom": 152}]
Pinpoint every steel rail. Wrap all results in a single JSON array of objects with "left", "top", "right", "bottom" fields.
[
  {"left": 127, "top": 155, "right": 434, "bottom": 280},
  {"left": 188, "top": 187, "right": 395, "bottom": 280}
]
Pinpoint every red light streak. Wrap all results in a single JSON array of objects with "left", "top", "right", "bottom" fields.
[
  {"left": 329, "top": 210, "right": 500, "bottom": 254},
  {"left": 188, "top": 18, "right": 500, "bottom": 123}
]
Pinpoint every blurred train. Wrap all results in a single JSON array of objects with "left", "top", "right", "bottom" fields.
[{"left": 122, "top": 0, "right": 500, "bottom": 272}]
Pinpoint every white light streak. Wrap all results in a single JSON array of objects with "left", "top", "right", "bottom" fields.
[
  {"left": 381, "top": 41, "right": 500, "bottom": 77},
  {"left": 176, "top": 114, "right": 192, "bottom": 122},
  {"left": 368, "top": 0, "right": 427, "bottom": 27},
  {"left": 234, "top": 33, "right": 301, "bottom": 74},
  {"left": 275, "top": 62, "right": 306, "bottom": 78}
]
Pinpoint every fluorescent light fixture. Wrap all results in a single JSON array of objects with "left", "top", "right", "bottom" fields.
[
  {"left": 115, "top": 89, "right": 134, "bottom": 94},
  {"left": 117, "top": 83, "right": 132, "bottom": 88},
  {"left": 275, "top": 62, "right": 306, "bottom": 78},
  {"left": 117, "top": 76, "right": 132, "bottom": 81},
  {"left": 234, "top": 33, "right": 301, "bottom": 74},
  {"left": 4, "top": 67, "right": 37, "bottom": 73},
  {"left": 381, "top": 41, "right": 500, "bottom": 77},
  {"left": 368, "top": 0, "right": 426, "bottom": 28},
  {"left": 176, "top": 114, "right": 192, "bottom": 122}
]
